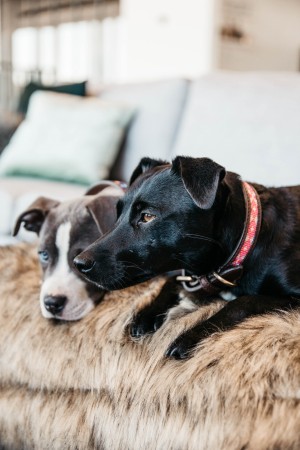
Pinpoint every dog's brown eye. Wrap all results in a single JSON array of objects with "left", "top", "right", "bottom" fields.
[{"left": 140, "top": 213, "right": 156, "bottom": 224}]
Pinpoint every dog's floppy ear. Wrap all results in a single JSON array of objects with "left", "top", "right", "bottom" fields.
[
  {"left": 86, "top": 195, "right": 119, "bottom": 235},
  {"left": 13, "top": 197, "right": 60, "bottom": 236},
  {"left": 85, "top": 181, "right": 121, "bottom": 196},
  {"left": 129, "top": 157, "right": 169, "bottom": 185},
  {"left": 172, "top": 156, "right": 226, "bottom": 209}
]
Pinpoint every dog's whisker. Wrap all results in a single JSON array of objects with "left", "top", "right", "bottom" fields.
[
  {"left": 118, "top": 260, "right": 149, "bottom": 275},
  {"left": 117, "top": 276, "right": 127, "bottom": 290},
  {"left": 183, "top": 234, "right": 226, "bottom": 253},
  {"left": 173, "top": 255, "right": 195, "bottom": 272}
]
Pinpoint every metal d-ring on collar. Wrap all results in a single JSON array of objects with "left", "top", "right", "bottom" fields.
[
  {"left": 176, "top": 182, "right": 262, "bottom": 294},
  {"left": 212, "top": 271, "right": 237, "bottom": 287}
]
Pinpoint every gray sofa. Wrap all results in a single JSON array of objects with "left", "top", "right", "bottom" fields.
[{"left": 1, "top": 71, "right": 299, "bottom": 243}]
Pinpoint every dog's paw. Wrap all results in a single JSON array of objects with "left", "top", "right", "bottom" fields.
[
  {"left": 130, "top": 311, "right": 166, "bottom": 339},
  {"left": 165, "top": 334, "right": 197, "bottom": 360},
  {"left": 166, "top": 320, "right": 220, "bottom": 359},
  {"left": 165, "top": 325, "right": 209, "bottom": 360}
]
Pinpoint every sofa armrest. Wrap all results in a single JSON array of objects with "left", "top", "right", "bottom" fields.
[{"left": 0, "top": 177, "right": 85, "bottom": 242}]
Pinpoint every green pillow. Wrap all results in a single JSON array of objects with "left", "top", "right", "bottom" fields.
[
  {"left": 17, "top": 81, "right": 86, "bottom": 115},
  {"left": 0, "top": 91, "right": 135, "bottom": 185}
]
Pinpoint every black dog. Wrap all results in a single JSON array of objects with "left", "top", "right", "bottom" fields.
[{"left": 74, "top": 157, "right": 300, "bottom": 359}]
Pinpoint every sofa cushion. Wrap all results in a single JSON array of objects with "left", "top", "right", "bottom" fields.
[
  {"left": 0, "top": 176, "right": 85, "bottom": 200},
  {"left": 101, "top": 79, "right": 188, "bottom": 181},
  {"left": 0, "top": 92, "right": 135, "bottom": 185},
  {"left": 172, "top": 72, "right": 300, "bottom": 186},
  {"left": 0, "top": 176, "right": 85, "bottom": 242}
]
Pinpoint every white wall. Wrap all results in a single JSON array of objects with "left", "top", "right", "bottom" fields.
[
  {"left": 102, "top": 0, "right": 217, "bottom": 83},
  {"left": 218, "top": 0, "right": 300, "bottom": 72}
]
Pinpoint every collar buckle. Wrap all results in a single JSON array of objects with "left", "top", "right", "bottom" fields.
[{"left": 177, "top": 267, "right": 243, "bottom": 294}]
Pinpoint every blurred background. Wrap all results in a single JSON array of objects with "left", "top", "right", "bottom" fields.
[{"left": 2, "top": 0, "right": 300, "bottom": 110}]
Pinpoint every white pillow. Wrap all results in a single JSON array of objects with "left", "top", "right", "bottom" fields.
[{"left": 0, "top": 91, "right": 134, "bottom": 185}]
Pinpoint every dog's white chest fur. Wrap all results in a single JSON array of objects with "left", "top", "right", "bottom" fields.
[{"left": 220, "top": 291, "right": 237, "bottom": 302}]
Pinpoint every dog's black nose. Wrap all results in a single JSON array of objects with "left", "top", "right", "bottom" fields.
[
  {"left": 44, "top": 295, "right": 67, "bottom": 315},
  {"left": 73, "top": 256, "right": 95, "bottom": 274}
]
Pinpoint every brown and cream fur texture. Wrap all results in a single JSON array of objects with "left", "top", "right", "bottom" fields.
[{"left": 1, "top": 244, "right": 300, "bottom": 449}]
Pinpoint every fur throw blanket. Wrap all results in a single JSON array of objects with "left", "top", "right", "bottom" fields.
[{"left": 1, "top": 244, "right": 300, "bottom": 450}]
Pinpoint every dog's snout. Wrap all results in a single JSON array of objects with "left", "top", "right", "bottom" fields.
[
  {"left": 44, "top": 295, "right": 67, "bottom": 315},
  {"left": 74, "top": 256, "right": 95, "bottom": 274}
]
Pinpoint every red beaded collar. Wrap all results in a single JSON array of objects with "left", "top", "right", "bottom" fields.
[{"left": 177, "top": 182, "right": 262, "bottom": 294}]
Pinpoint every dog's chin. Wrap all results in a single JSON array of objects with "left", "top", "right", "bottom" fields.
[
  {"left": 59, "top": 305, "right": 94, "bottom": 321},
  {"left": 87, "top": 272, "right": 155, "bottom": 291}
]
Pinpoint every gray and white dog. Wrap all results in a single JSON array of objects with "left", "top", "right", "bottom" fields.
[{"left": 14, "top": 182, "right": 123, "bottom": 321}]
